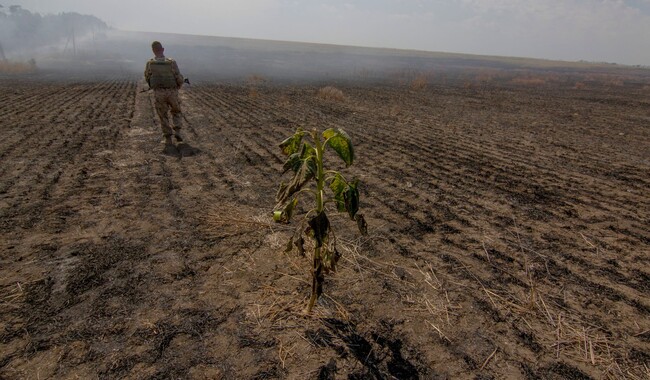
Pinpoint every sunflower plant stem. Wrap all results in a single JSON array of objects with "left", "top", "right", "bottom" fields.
[
  {"left": 275, "top": 126, "right": 363, "bottom": 314},
  {"left": 314, "top": 130, "right": 325, "bottom": 214},
  {"left": 307, "top": 130, "right": 326, "bottom": 313}
]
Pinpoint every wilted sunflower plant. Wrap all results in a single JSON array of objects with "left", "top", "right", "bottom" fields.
[{"left": 274, "top": 127, "right": 367, "bottom": 313}]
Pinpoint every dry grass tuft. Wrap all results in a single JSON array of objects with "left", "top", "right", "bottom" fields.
[
  {"left": 201, "top": 204, "right": 287, "bottom": 239},
  {"left": 410, "top": 75, "right": 428, "bottom": 90},
  {"left": 0, "top": 60, "right": 37, "bottom": 74},
  {"left": 247, "top": 74, "right": 266, "bottom": 98},
  {"left": 247, "top": 74, "right": 266, "bottom": 85},
  {"left": 462, "top": 250, "right": 648, "bottom": 377},
  {"left": 317, "top": 86, "right": 345, "bottom": 101},
  {"left": 277, "top": 94, "right": 290, "bottom": 107},
  {"left": 387, "top": 105, "right": 401, "bottom": 117},
  {"left": 1, "top": 282, "right": 26, "bottom": 310},
  {"left": 251, "top": 230, "right": 424, "bottom": 324},
  {"left": 606, "top": 78, "right": 624, "bottom": 87},
  {"left": 511, "top": 76, "right": 547, "bottom": 86}
]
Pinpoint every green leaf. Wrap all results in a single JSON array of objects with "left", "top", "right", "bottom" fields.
[
  {"left": 300, "top": 141, "right": 316, "bottom": 159},
  {"left": 323, "top": 128, "right": 354, "bottom": 167},
  {"left": 282, "top": 152, "right": 301, "bottom": 173},
  {"left": 282, "top": 142, "right": 316, "bottom": 174},
  {"left": 279, "top": 128, "right": 304, "bottom": 156},
  {"left": 343, "top": 179, "right": 360, "bottom": 220},
  {"left": 308, "top": 211, "right": 330, "bottom": 248},
  {"left": 328, "top": 173, "right": 347, "bottom": 213},
  {"left": 306, "top": 142, "right": 317, "bottom": 159}
]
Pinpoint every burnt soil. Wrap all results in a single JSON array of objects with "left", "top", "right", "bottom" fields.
[{"left": 1, "top": 73, "right": 649, "bottom": 379}]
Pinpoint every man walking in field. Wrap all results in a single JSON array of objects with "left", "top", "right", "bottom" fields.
[{"left": 144, "top": 41, "right": 185, "bottom": 146}]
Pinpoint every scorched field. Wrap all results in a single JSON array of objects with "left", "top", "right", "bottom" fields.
[{"left": 0, "top": 73, "right": 649, "bottom": 379}]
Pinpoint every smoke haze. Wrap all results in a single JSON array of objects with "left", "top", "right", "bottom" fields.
[
  {"left": 0, "top": 5, "right": 107, "bottom": 58},
  {"left": 2, "top": 4, "right": 649, "bottom": 85},
  {"left": 5, "top": 0, "right": 650, "bottom": 66}
]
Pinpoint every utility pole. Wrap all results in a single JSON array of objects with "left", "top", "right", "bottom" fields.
[
  {"left": 0, "top": 5, "right": 5, "bottom": 60},
  {"left": 72, "top": 27, "right": 76, "bottom": 56},
  {"left": 64, "top": 28, "right": 77, "bottom": 57}
]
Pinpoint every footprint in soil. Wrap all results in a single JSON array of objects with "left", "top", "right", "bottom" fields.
[{"left": 162, "top": 143, "right": 200, "bottom": 158}]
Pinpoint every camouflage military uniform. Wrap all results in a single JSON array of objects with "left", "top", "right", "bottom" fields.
[{"left": 144, "top": 55, "right": 184, "bottom": 142}]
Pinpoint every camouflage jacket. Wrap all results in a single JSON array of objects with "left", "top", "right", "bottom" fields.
[{"left": 144, "top": 56, "right": 184, "bottom": 89}]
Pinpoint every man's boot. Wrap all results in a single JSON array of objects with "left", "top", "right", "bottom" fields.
[{"left": 174, "top": 131, "right": 183, "bottom": 143}]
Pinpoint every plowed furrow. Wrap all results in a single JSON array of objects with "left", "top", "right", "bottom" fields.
[
  {"left": 180, "top": 92, "right": 268, "bottom": 199},
  {"left": 0, "top": 121, "right": 52, "bottom": 172},
  {"left": 349, "top": 121, "right": 648, "bottom": 303},
  {"left": 0, "top": 88, "right": 62, "bottom": 118},
  {"left": 184, "top": 91, "right": 281, "bottom": 202},
  {"left": 349, "top": 86, "right": 649, "bottom": 191},
  {"left": 352, "top": 115, "right": 647, "bottom": 222},
  {"left": 0, "top": 120, "right": 86, "bottom": 200},
  {"left": 294, "top": 88, "right": 650, "bottom": 322},
  {"left": 0, "top": 81, "right": 137, "bottom": 232}
]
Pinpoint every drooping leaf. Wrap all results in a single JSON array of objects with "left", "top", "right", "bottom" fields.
[
  {"left": 276, "top": 156, "right": 316, "bottom": 204},
  {"left": 343, "top": 179, "right": 360, "bottom": 220},
  {"left": 285, "top": 197, "right": 298, "bottom": 221},
  {"left": 273, "top": 197, "right": 298, "bottom": 224},
  {"left": 300, "top": 141, "right": 316, "bottom": 159},
  {"left": 355, "top": 213, "right": 368, "bottom": 235},
  {"left": 273, "top": 210, "right": 284, "bottom": 222},
  {"left": 276, "top": 181, "right": 288, "bottom": 202},
  {"left": 322, "top": 242, "right": 341, "bottom": 274},
  {"left": 283, "top": 232, "right": 305, "bottom": 256},
  {"left": 282, "top": 152, "right": 301, "bottom": 173},
  {"left": 328, "top": 172, "right": 347, "bottom": 213},
  {"left": 279, "top": 128, "right": 304, "bottom": 156},
  {"left": 323, "top": 128, "right": 354, "bottom": 167},
  {"left": 282, "top": 141, "right": 316, "bottom": 174},
  {"left": 308, "top": 211, "right": 330, "bottom": 248},
  {"left": 284, "top": 236, "right": 294, "bottom": 253},
  {"left": 294, "top": 235, "right": 305, "bottom": 256}
]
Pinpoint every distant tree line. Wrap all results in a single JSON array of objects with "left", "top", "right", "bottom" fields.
[{"left": 0, "top": 4, "right": 109, "bottom": 57}]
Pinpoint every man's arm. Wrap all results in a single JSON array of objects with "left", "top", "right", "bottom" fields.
[
  {"left": 171, "top": 60, "right": 184, "bottom": 88},
  {"left": 144, "top": 60, "right": 152, "bottom": 87}
]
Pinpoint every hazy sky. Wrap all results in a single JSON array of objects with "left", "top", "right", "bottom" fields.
[{"left": 6, "top": 0, "right": 650, "bottom": 65}]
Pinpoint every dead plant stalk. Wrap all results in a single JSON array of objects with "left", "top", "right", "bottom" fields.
[{"left": 480, "top": 348, "right": 498, "bottom": 370}]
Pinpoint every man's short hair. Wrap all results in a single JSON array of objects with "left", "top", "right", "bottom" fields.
[{"left": 151, "top": 41, "right": 163, "bottom": 51}]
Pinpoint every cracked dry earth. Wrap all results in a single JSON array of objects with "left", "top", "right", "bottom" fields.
[{"left": 1, "top": 73, "right": 649, "bottom": 379}]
